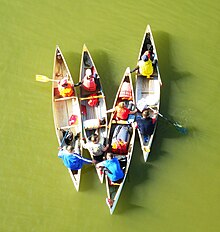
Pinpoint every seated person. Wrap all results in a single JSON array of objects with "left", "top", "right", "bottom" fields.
[
  {"left": 81, "top": 134, "right": 109, "bottom": 162},
  {"left": 81, "top": 69, "right": 97, "bottom": 92},
  {"left": 106, "top": 102, "right": 137, "bottom": 120},
  {"left": 96, "top": 153, "right": 124, "bottom": 183},
  {"left": 58, "top": 141, "right": 93, "bottom": 171},
  {"left": 130, "top": 48, "right": 157, "bottom": 78},
  {"left": 58, "top": 77, "right": 74, "bottom": 97},
  {"left": 135, "top": 108, "right": 157, "bottom": 143}
]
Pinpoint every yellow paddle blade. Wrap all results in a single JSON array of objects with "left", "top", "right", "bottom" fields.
[
  {"left": 36, "top": 74, "right": 52, "bottom": 82},
  {"left": 143, "top": 146, "right": 150, "bottom": 152}
]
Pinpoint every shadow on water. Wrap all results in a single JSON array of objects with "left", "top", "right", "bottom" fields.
[
  {"left": 113, "top": 31, "right": 192, "bottom": 214},
  {"left": 92, "top": 49, "right": 117, "bottom": 108},
  {"left": 64, "top": 51, "right": 81, "bottom": 83}
]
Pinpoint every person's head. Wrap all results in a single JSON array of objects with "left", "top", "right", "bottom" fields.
[
  {"left": 90, "top": 134, "right": 98, "bottom": 143},
  {"left": 106, "top": 153, "right": 113, "bottom": 160},
  {"left": 57, "top": 52, "right": 62, "bottom": 59},
  {"left": 85, "top": 69, "right": 92, "bottom": 77},
  {"left": 142, "top": 110, "right": 150, "bottom": 118},
  {"left": 142, "top": 54, "right": 148, "bottom": 62},
  {"left": 118, "top": 102, "right": 126, "bottom": 108},
  {"left": 60, "top": 77, "right": 68, "bottom": 87},
  {"left": 66, "top": 145, "right": 74, "bottom": 153}
]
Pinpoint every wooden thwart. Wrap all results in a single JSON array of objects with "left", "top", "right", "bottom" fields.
[
  {"left": 60, "top": 125, "right": 78, "bottom": 130},
  {"left": 80, "top": 95, "right": 105, "bottom": 101},
  {"left": 54, "top": 96, "right": 77, "bottom": 102}
]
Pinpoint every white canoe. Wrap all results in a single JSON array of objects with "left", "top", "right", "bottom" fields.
[
  {"left": 52, "top": 45, "right": 82, "bottom": 191},
  {"left": 105, "top": 67, "right": 136, "bottom": 214},
  {"left": 79, "top": 44, "right": 108, "bottom": 183},
  {"left": 135, "top": 25, "right": 162, "bottom": 162}
]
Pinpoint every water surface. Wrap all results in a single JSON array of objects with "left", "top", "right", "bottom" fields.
[{"left": 0, "top": 0, "right": 219, "bottom": 231}]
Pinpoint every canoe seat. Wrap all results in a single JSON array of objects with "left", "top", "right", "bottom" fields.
[
  {"left": 141, "top": 90, "right": 154, "bottom": 94},
  {"left": 54, "top": 96, "right": 77, "bottom": 102},
  {"left": 83, "top": 119, "right": 100, "bottom": 130},
  {"left": 60, "top": 125, "right": 78, "bottom": 130},
  {"left": 112, "top": 119, "right": 129, "bottom": 125}
]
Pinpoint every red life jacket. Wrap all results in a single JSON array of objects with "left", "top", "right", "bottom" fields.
[{"left": 82, "top": 76, "right": 96, "bottom": 92}]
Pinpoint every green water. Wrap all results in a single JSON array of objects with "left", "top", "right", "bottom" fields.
[{"left": 1, "top": 0, "right": 220, "bottom": 231}]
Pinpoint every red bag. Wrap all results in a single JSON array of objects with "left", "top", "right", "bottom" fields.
[
  {"left": 88, "top": 94, "right": 99, "bottom": 107},
  {"left": 69, "top": 115, "right": 78, "bottom": 125}
]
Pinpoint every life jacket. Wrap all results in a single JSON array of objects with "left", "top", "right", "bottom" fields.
[
  {"left": 138, "top": 60, "right": 153, "bottom": 78},
  {"left": 58, "top": 83, "right": 74, "bottom": 97},
  {"left": 115, "top": 106, "right": 130, "bottom": 120},
  {"left": 82, "top": 76, "right": 97, "bottom": 92},
  {"left": 111, "top": 140, "right": 128, "bottom": 154},
  {"left": 119, "top": 82, "right": 132, "bottom": 99}
]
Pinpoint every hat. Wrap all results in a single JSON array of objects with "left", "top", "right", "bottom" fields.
[
  {"left": 142, "top": 55, "right": 148, "bottom": 62},
  {"left": 85, "top": 69, "right": 92, "bottom": 76},
  {"left": 60, "top": 78, "right": 68, "bottom": 86}
]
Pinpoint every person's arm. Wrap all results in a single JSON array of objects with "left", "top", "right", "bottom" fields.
[
  {"left": 58, "top": 147, "right": 65, "bottom": 157},
  {"left": 80, "top": 139, "right": 87, "bottom": 148},
  {"left": 129, "top": 108, "right": 138, "bottom": 114},
  {"left": 96, "top": 160, "right": 106, "bottom": 168},
  {"left": 106, "top": 108, "right": 115, "bottom": 114},
  {"left": 74, "top": 153, "right": 93, "bottom": 164},
  {"left": 102, "top": 144, "right": 109, "bottom": 152},
  {"left": 74, "top": 81, "right": 82, "bottom": 87},
  {"left": 130, "top": 65, "right": 139, "bottom": 73}
]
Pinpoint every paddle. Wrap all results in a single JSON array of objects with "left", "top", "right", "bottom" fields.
[
  {"left": 36, "top": 74, "right": 58, "bottom": 83},
  {"left": 60, "top": 129, "right": 70, "bottom": 147},
  {"left": 149, "top": 107, "right": 187, "bottom": 134}
]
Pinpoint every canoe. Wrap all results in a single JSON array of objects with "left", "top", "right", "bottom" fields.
[
  {"left": 79, "top": 44, "right": 108, "bottom": 183},
  {"left": 105, "top": 67, "right": 136, "bottom": 214},
  {"left": 135, "top": 25, "right": 162, "bottom": 162},
  {"left": 52, "top": 45, "right": 82, "bottom": 191}
]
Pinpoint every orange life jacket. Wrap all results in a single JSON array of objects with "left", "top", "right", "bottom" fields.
[{"left": 58, "top": 83, "right": 74, "bottom": 97}]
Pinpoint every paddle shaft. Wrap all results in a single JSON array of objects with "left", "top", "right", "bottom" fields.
[{"left": 149, "top": 107, "right": 180, "bottom": 127}]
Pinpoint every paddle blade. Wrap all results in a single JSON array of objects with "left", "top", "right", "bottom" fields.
[
  {"left": 173, "top": 122, "right": 188, "bottom": 134},
  {"left": 36, "top": 74, "right": 50, "bottom": 82}
]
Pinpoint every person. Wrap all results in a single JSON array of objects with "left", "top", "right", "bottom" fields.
[
  {"left": 58, "top": 128, "right": 79, "bottom": 146},
  {"left": 130, "top": 49, "right": 157, "bottom": 78},
  {"left": 107, "top": 101, "right": 137, "bottom": 120},
  {"left": 81, "top": 69, "right": 98, "bottom": 92},
  {"left": 58, "top": 140, "right": 93, "bottom": 171},
  {"left": 58, "top": 77, "right": 74, "bottom": 97},
  {"left": 130, "top": 53, "right": 153, "bottom": 78},
  {"left": 81, "top": 134, "right": 109, "bottom": 162},
  {"left": 96, "top": 153, "right": 124, "bottom": 183},
  {"left": 135, "top": 108, "right": 157, "bottom": 143},
  {"left": 55, "top": 51, "right": 63, "bottom": 77}
]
